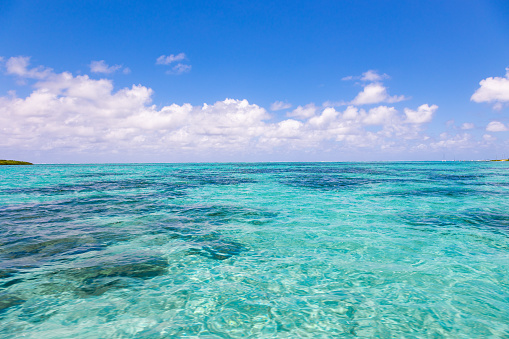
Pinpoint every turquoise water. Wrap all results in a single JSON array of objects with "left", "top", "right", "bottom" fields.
[{"left": 0, "top": 162, "right": 508, "bottom": 338}]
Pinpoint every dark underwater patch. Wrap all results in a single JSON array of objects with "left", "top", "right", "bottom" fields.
[
  {"left": 1, "top": 178, "right": 159, "bottom": 196},
  {"left": 171, "top": 205, "right": 277, "bottom": 226},
  {"left": 199, "top": 239, "right": 245, "bottom": 260},
  {"left": 0, "top": 293, "right": 24, "bottom": 313},
  {"left": 384, "top": 187, "right": 480, "bottom": 198},
  {"left": 186, "top": 240, "right": 246, "bottom": 261},
  {"left": 58, "top": 256, "right": 169, "bottom": 297},
  {"left": 0, "top": 201, "right": 274, "bottom": 273},
  {"left": 164, "top": 226, "right": 246, "bottom": 261},
  {"left": 0, "top": 170, "right": 253, "bottom": 201},
  {"left": 0, "top": 235, "right": 106, "bottom": 260},
  {"left": 282, "top": 174, "right": 381, "bottom": 191},
  {"left": 401, "top": 209, "right": 509, "bottom": 234},
  {"left": 172, "top": 172, "right": 256, "bottom": 186},
  {"left": 0, "top": 268, "right": 17, "bottom": 279},
  {"left": 236, "top": 163, "right": 389, "bottom": 176}
]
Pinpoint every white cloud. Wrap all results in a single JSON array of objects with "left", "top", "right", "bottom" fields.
[
  {"left": 461, "top": 122, "right": 474, "bottom": 130},
  {"left": 89, "top": 60, "right": 122, "bottom": 74},
  {"left": 404, "top": 104, "right": 438, "bottom": 124},
  {"left": 2, "top": 57, "right": 501, "bottom": 160},
  {"left": 342, "top": 70, "right": 389, "bottom": 82},
  {"left": 270, "top": 101, "right": 292, "bottom": 111},
  {"left": 0, "top": 62, "right": 269, "bottom": 153},
  {"left": 5, "top": 56, "right": 52, "bottom": 79},
  {"left": 351, "top": 83, "right": 406, "bottom": 105},
  {"left": 308, "top": 107, "right": 339, "bottom": 128},
  {"left": 0, "top": 66, "right": 430, "bottom": 155},
  {"left": 156, "top": 53, "right": 191, "bottom": 74},
  {"left": 483, "top": 134, "right": 496, "bottom": 141},
  {"left": 486, "top": 121, "right": 508, "bottom": 132},
  {"left": 361, "top": 70, "right": 389, "bottom": 82},
  {"left": 156, "top": 53, "right": 186, "bottom": 65},
  {"left": 471, "top": 68, "right": 509, "bottom": 108},
  {"left": 429, "top": 133, "right": 474, "bottom": 150},
  {"left": 168, "top": 63, "right": 191, "bottom": 75},
  {"left": 322, "top": 100, "right": 345, "bottom": 107},
  {"left": 287, "top": 103, "right": 318, "bottom": 119},
  {"left": 363, "top": 106, "right": 397, "bottom": 125}
]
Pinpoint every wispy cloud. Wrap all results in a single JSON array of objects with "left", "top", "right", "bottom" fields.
[
  {"left": 156, "top": 53, "right": 186, "bottom": 65},
  {"left": 342, "top": 70, "right": 389, "bottom": 82},
  {"left": 461, "top": 122, "right": 474, "bottom": 130},
  {"left": 156, "top": 53, "right": 191, "bottom": 75},
  {"left": 168, "top": 63, "right": 191, "bottom": 75},
  {"left": 270, "top": 101, "right": 292, "bottom": 111},
  {"left": 89, "top": 60, "right": 127, "bottom": 74}
]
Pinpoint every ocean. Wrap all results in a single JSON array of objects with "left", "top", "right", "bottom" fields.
[{"left": 0, "top": 162, "right": 508, "bottom": 338}]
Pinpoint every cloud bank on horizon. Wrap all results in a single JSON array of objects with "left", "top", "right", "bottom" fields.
[{"left": 0, "top": 56, "right": 508, "bottom": 162}]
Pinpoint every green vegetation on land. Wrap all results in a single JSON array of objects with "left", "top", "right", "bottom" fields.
[{"left": 0, "top": 159, "right": 33, "bottom": 165}]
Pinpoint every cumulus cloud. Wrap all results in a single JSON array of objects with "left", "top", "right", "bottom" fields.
[
  {"left": 471, "top": 68, "right": 509, "bottom": 108},
  {"left": 404, "top": 104, "right": 438, "bottom": 124},
  {"left": 461, "top": 122, "right": 474, "bottom": 130},
  {"left": 351, "top": 83, "right": 406, "bottom": 105},
  {"left": 0, "top": 65, "right": 431, "bottom": 155},
  {"left": 5, "top": 56, "right": 52, "bottom": 79},
  {"left": 363, "top": 106, "right": 397, "bottom": 125},
  {"left": 270, "top": 101, "right": 292, "bottom": 111},
  {"left": 89, "top": 60, "right": 123, "bottom": 74},
  {"left": 0, "top": 81, "right": 267, "bottom": 152},
  {"left": 342, "top": 70, "right": 406, "bottom": 106},
  {"left": 287, "top": 103, "right": 318, "bottom": 119},
  {"left": 486, "top": 121, "right": 508, "bottom": 132}
]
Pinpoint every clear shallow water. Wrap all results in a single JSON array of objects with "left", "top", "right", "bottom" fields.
[{"left": 0, "top": 162, "right": 508, "bottom": 338}]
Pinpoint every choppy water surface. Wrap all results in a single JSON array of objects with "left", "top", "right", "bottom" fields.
[{"left": 0, "top": 162, "right": 508, "bottom": 338}]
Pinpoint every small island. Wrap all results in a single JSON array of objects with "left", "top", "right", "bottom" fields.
[
  {"left": 490, "top": 159, "right": 509, "bottom": 162},
  {"left": 0, "top": 159, "right": 33, "bottom": 165}
]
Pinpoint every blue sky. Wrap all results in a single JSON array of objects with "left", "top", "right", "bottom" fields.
[{"left": 1, "top": 0, "right": 509, "bottom": 163}]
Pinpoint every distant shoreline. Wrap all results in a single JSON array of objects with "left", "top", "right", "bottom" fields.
[
  {"left": 0, "top": 160, "right": 33, "bottom": 165},
  {"left": 0, "top": 159, "right": 507, "bottom": 165}
]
